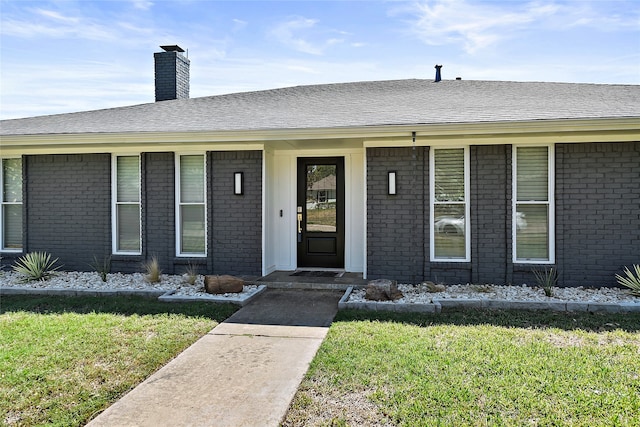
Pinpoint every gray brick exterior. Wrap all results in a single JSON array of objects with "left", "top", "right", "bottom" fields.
[
  {"left": 209, "top": 151, "right": 263, "bottom": 276},
  {"left": 141, "top": 152, "right": 175, "bottom": 272},
  {"left": 154, "top": 50, "right": 190, "bottom": 102},
  {"left": 7, "top": 142, "right": 637, "bottom": 286},
  {"left": 470, "top": 145, "right": 512, "bottom": 285},
  {"left": 554, "top": 142, "right": 640, "bottom": 287},
  {"left": 367, "top": 147, "right": 427, "bottom": 283},
  {"left": 367, "top": 142, "right": 639, "bottom": 287},
  {"left": 13, "top": 151, "right": 264, "bottom": 277},
  {"left": 24, "top": 154, "right": 111, "bottom": 271}
]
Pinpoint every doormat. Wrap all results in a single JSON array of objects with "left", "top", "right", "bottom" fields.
[{"left": 291, "top": 271, "right": 342, "bottom": 278}]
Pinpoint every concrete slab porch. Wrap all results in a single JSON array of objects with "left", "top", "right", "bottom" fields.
[{"left": 257, "top": 270, "right": 367, "bottom": 290}]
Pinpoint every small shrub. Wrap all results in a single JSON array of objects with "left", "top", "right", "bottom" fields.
[
  {"left": 471, "top": 284, "right": 493, "bottom": 293},
  {"left": 13, "top": 252, "right": 61, "bottom": 282},
  {"left": 89, "top": 255, "right": 111, "bottom": 282},
  {"left": 616, "top": 264, "right": 640, "bottom": 296},
  {"left": 143, "top": 256, "right": 161, "bottom": 283},
  {"left": 184, "top": 263, "right": 198, "bottom": 285},
  {"left": 533, "top": 267, "right": 558, "bottom": 297},
  {"left": 422, "top": 281, "right": 446, "bottom": 293}
]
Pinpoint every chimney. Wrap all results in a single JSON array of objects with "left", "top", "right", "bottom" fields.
[
  {"left": 154, "top": 45, "right": 190, "bottom": 102},
  {"left": 435, "top": 65, "right": 443, "bottom": 82}
]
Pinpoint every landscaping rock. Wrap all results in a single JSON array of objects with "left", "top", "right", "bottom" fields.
[
  {"left": 365, "top": 279, "right": 403, "bottom": 301},
  {"left": 365, "top": 285, "right": 388, "bottom": 301},
  {"left": 204, "top": 275, "right": 244, "bottom": 294}
]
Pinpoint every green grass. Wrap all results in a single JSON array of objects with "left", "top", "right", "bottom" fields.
[
  {"left": 285, "top": 309, "right": 640, "bottom": 427},
  {"left": 0, "top": 295, "right": 238, "bottom": 427}
]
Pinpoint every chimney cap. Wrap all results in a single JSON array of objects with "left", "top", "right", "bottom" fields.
[{"left": 160, "top": 45, "right": 185, "bottom": 53}]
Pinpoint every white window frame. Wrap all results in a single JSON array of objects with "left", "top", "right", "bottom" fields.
[
  {"left": 175, "top": 153, "right": 207, "bottom": 257},
  {"left": 111, "top": 154, "right": 142, "bottom": 255},
  {"left": 512, "top": 145, "right": 555, "bottom": 264},
  {"left": 429, "top": 146, "right": 471, "bottom": 262},
  {"left": 1, "top": 157, "right": 23, "bottom": 252}
]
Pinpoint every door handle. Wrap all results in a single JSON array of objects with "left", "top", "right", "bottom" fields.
[{"left": 297, "top": 206, "right": 303, "bottom": 243}]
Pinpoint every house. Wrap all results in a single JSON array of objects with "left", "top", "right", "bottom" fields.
[{"left": 1, "top": 46, "right": 639, "bottom": 287}]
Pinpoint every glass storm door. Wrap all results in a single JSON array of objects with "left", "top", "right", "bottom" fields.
[{"left": 297, "top": 157, "right": 345, "bottom": 268}]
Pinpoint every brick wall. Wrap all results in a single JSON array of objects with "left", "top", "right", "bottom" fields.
[
  {"left": 25, "top": 154, "right": 111, "bottom": 271},
  {"left": 21, "top": 151, "right": 263, "bottom": 277},
  {"left": 209, "top": 151, "right": 262, "bottom": 276},
  {"left": 470, "top": 145, "right": 512, "bottom": 285},
  {"left": 366, "top": 142, "right": 639, "bottom": 287},
  {"left": 366, "top": 145, "right": 512, "bottom": 285},
  {"left": 17, "top": 141, "right": 638, "bottom": 285},
  {"left": 367, "top": 147, "right": 426, "bottom": 282},
  {"left": 141, "top": 152, "right": 176, "bottom": 273},
  {"left": 555, "top": 142, "right": 640, "bottom": 287}
]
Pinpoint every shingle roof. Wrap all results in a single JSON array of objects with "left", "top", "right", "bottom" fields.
[{"left": 1, "top": 79, "right": 638, "bottom": 136}]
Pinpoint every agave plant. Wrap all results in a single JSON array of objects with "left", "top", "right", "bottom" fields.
[
  {"left": 533, "top": 267, "right": 558, "bottom": 297},
  {"left": 89, "top": 255, "right": 111, "bottom": 282},
  {"left": 616, "top": 264, "right": 640, "bottom": 296},
  {"left": 13, "top": 251, "right": 61, "bottom": 282}
]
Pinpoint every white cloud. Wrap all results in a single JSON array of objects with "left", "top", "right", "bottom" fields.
[
  {"left": 1, "top": 59, "right": 154, "bottom": 119},
  {"left": 400, "top": 0, "right": 640, "bottom": 54},
  {"left": 1, "top": 7, "right": 122, "bottom": 42},
  {"left": 403, "top": 0, "right": 561, "bottom": 53},
  {"left": 269, "top": 17, "right": 347, "bottom": 55},
  {"left": 132, "top": 0, "right": 154, "bottom": 11},
  {"left": 33, "top": 8, "right": 80, "bottom": 24},
  {"left": 232, "top": 18, "right": 248, "bottom": 31},
  {"left": 270, "top": 17, "right": 323, "bottom": 55}
]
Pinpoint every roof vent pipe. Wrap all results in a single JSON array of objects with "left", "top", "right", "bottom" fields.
[{"left": 435, "top": 65, "right": 443, "bottom": 82}]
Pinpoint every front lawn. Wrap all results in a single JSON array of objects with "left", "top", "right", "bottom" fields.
[
  {"left": 0, "top": 295, "right": 237, "bottom": 426},
  {"left": 285, "top": 309, "right": 640, "bottom": 426}
]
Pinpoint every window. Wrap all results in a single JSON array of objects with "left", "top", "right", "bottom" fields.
[
  {"left": 513, "top": 146, "right": 554, "bottom": 263},
  {"left": 176, "top": 154, "right": 206, "bottom": 256},
  {"left": 430, "top": 147, "right": 470, "bottom": 261},
  {"left": 112, "top": 155, "right": 141, "bottom": 254},
  {"left": 1, "top": 158, "right": 22, "bottom": 251}
]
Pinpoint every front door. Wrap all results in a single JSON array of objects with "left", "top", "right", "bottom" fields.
[{"left": 297, "top": 157, "right": 345, "bottom": 268}]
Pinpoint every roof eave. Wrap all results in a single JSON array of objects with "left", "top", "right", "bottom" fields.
[{"left": 1, "top": 117, "right": 638, "bottom": 156}]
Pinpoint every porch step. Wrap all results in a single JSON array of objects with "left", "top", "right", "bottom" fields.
[{"left": 256, "top": 271, "right": 367, "bottom": 290}]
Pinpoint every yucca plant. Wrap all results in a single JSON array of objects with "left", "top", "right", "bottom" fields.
[
  {"left": 13, "top": 251, "right": 61, "bottom": 282},
  {"left": 616, "top": 264, "right": 640, "bottom": 296},
  {"left": 533, "top": 266, "right": 558, "bottom": 297},
  {"left": 143, "top": 256, "right": 161, "bottom": 283},
  {"left": 89, "top": 255, "right": 111, "bottom": 282}
]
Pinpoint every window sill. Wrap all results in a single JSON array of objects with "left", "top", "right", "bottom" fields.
[
  {"left": 430, "top": 261, "right": 472, "bottom": 270},
  {"left": 513, "top": 263, "right": 556, "bottom": 272},
  {"left": 173, "top": 257, "right": 207, "bottom": 265}
]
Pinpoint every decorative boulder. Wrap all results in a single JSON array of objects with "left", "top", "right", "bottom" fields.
[
  {"left": 204, "top": 275, "right": 244, "bottom": 294},
  {"left": 365, "top": 279, "right": 403, "bottom": 301},
  {"left": 365, "top": 284, "right": 389, "bottom": 301}
]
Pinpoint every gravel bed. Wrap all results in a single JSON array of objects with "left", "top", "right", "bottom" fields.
[
  {"left": 348, "top": 283, "right": 640, "bottom": 304},
  {"left": 2, "top": 271, "right": 638, "bottom": 305},
  {"left": 0, "top": 271, "right": 260, "bottom": 300}
]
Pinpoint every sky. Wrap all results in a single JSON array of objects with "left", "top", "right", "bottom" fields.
[{"left": 1, "top": 0, "right": 639, "bottom": 120}]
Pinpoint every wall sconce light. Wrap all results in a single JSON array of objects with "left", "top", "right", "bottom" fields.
[
  {"left": 388, "top": 171, "right": 397, "bottom": 195},
  {"left": 234, "top": 172, "right": 244, "bottom": 195}
]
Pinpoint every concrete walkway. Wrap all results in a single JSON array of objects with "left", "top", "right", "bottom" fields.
[{"left": 87, "top": 289, "right": 342, "bottom": 427}]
